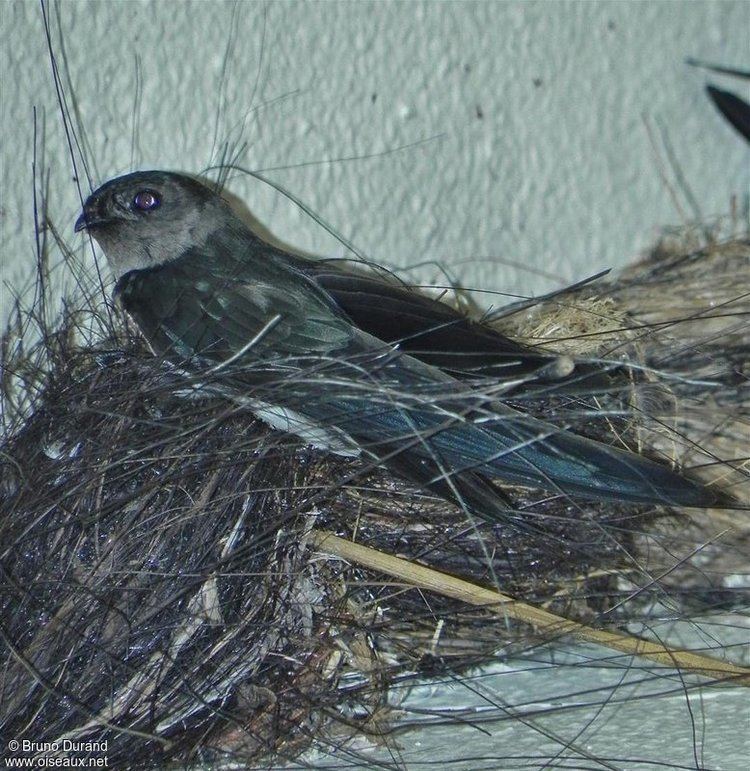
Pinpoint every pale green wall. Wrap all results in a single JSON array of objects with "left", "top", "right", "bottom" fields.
[
  {"left": 1, "top": 1, "right": 748, "bottom": 767},
  {"left": 2, "top": 0, "right": 748, "bottom": 320}
]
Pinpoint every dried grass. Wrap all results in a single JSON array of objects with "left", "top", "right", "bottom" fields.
[{"left": 1, "top": 227, "right": 748, "bottom": 768}]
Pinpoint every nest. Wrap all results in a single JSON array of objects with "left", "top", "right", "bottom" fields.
[{"left": 1, "top": 230, "right": 749, "bottom": 768}]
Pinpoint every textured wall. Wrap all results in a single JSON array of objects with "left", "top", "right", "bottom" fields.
[
  {"left": 2, "top": 0, "right": 748, "bottom": 318},
  {"left": 1, "top": 1, "right": 749, "bottom": 766}
]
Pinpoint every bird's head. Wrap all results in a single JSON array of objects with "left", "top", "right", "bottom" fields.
[{"left": 75, "top": 171, "right": 235, "bottom": 279}]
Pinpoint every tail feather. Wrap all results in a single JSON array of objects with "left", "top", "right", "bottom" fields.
[
  {"left": 323, "top": 397, "right": 721, "bottom": 511},
  {"left": 433, "top": 412, "right": 720, "bottom": 508},
  {"left": 374, "top": 439, "right": 513, "bottom": 523}
]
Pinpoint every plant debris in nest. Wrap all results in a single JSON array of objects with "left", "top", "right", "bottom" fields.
[{"left": 1, "top": 231, "right": 749, "bottom": 768}]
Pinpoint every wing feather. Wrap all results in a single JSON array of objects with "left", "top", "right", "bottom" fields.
[{"left": 114, "top": 238, "right": 722, "bottom": 516}]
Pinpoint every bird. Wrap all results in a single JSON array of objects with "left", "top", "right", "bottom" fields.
[{"left": 74, "top": 170, "right": 723, "bottom": 523}]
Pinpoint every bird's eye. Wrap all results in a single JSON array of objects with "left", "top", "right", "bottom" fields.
[{"left": 133, "top": 190, "right": 160, "bottom": 211}]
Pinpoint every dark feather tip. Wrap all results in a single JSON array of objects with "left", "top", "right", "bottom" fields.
[{"left": 706, "top": 85, "right": 750, "bottom": 143}]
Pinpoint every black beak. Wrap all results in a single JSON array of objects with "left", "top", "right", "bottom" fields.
[{"left": 75, "top": 209, "right": 110, "bottom": 233}]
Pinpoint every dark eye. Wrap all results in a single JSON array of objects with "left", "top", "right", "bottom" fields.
[{"left": 133, "top": 190, "right": 160, "bottom": 211}]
